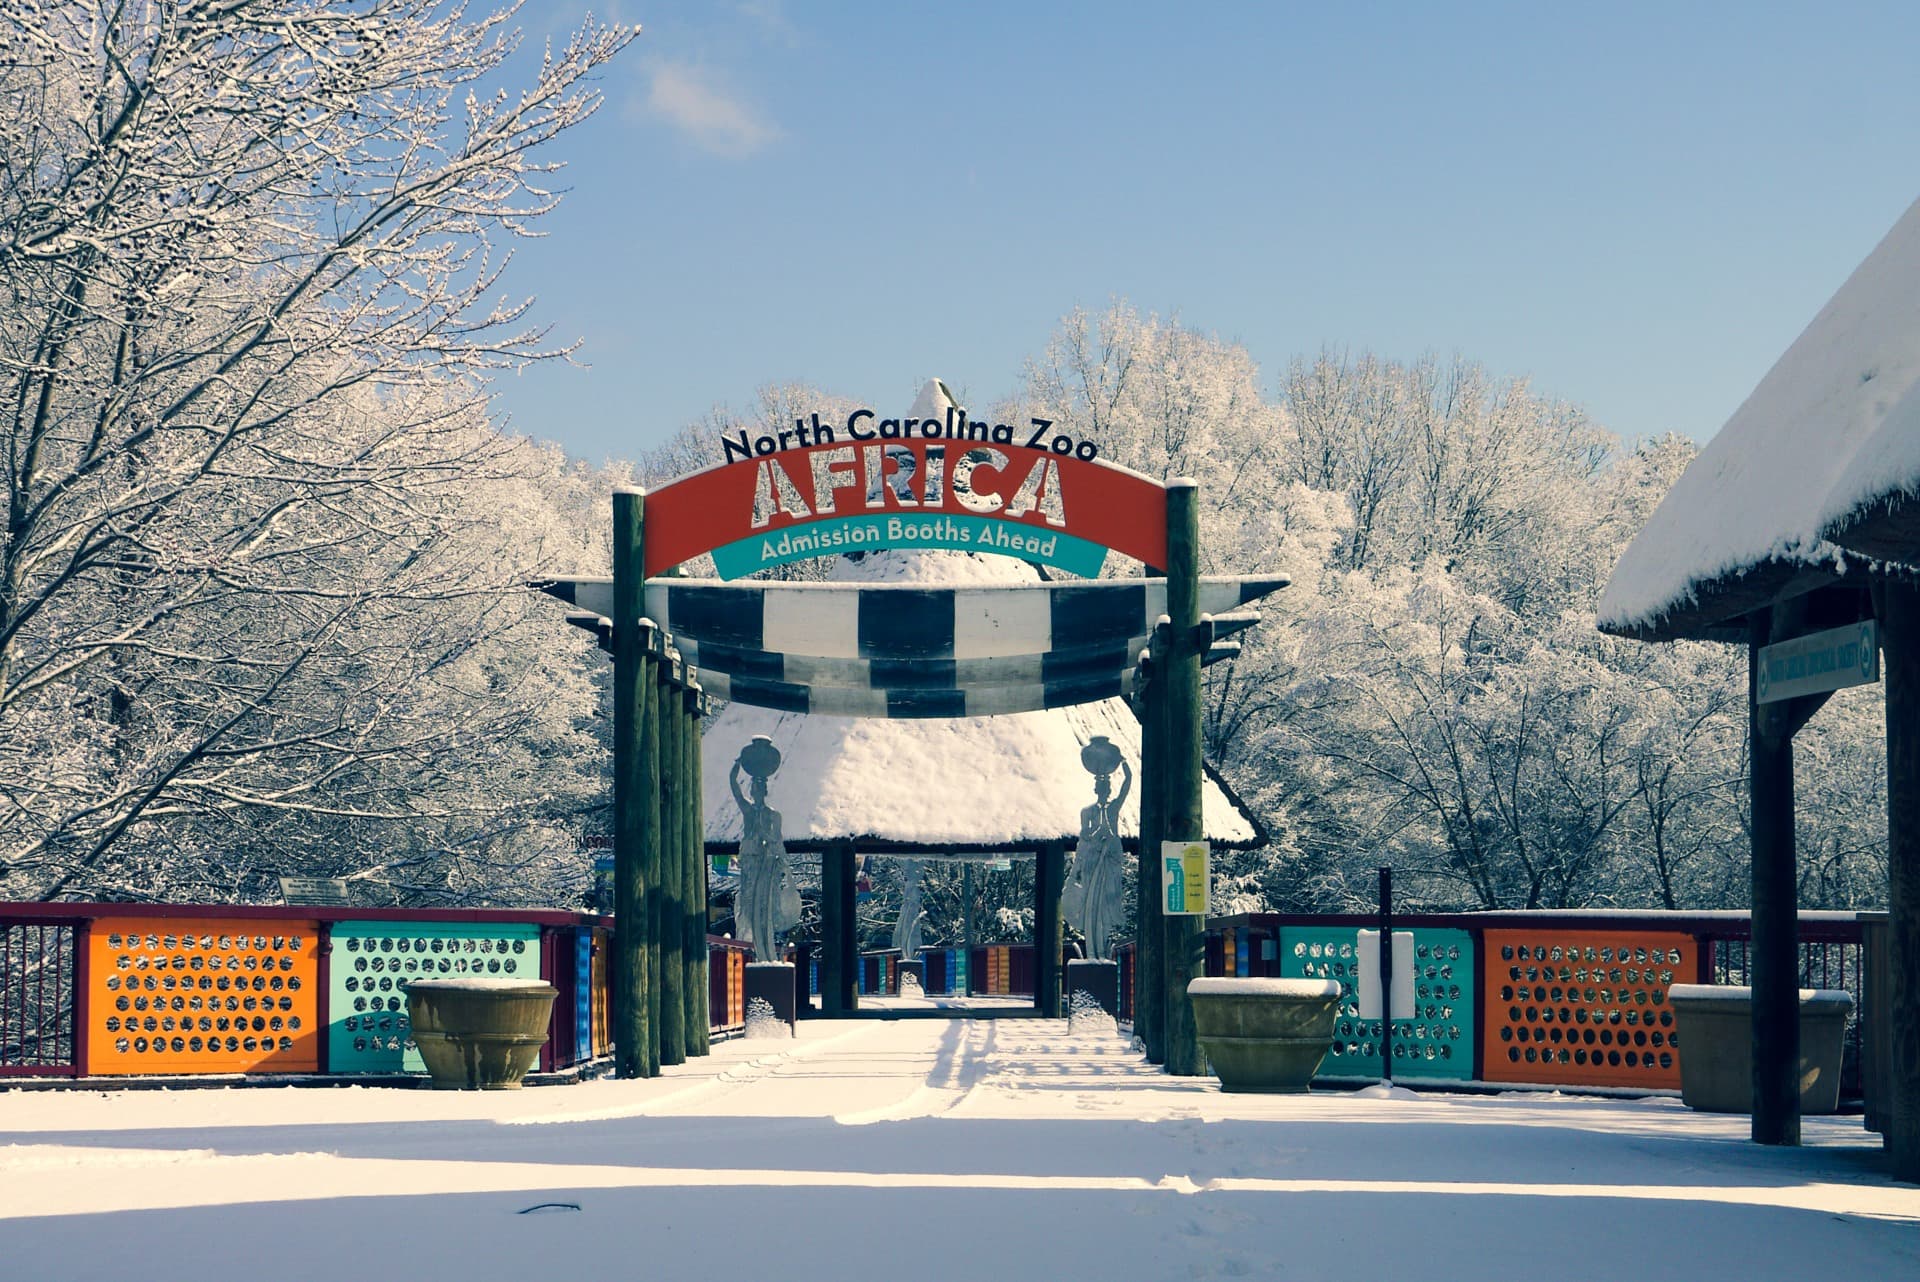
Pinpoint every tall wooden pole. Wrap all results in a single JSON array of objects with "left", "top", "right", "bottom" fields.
[
  {"left": 639, "top": 621, "right": 662, "bottom": 1077},
  {"left": 686, "top": 686, "right": 712, "bottom": 1056},
  {"left": 962, "top": 861, "right": 976, "bottom": 996},
  {"left": 1135, "top": 610, "right": 1167, "bottom": 1061},
  {"left": 611, "top": 488, "right": 653, "bottom": 1078},
  {"left": 1163, "top": 480, "right": 1207, "bottom": 1077},
  {"left": 657, "top": 653, "right": 686, "bottom": 1066},
  {"left": 1877, "top": 576, "right": 1920, "bottom": 1182},
  {"left": 1749, "top": 608, "right": 1799, "bottom": 1144}
]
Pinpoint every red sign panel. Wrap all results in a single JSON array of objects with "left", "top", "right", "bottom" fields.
[{"left": 644, "top": 440, "right": 1167, "bottom": 578}]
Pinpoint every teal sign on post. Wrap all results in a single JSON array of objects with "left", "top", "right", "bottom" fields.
[{"left": 1757, "top": 620, "right": 1879, "bottom": 704}]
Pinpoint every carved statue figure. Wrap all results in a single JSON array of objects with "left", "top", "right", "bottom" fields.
[
  {"left": 1064, "top": 736, "right": 1132, "bottom": 960},
  {"left": 730, "top": 736, "right": 799, "bottom": 962},
  {"left": 892, "top": 859, "right": 926, "bottom": 957}
]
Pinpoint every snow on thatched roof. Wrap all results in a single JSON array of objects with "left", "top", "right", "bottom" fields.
[
  {"left": 699, "top": 549, "right": 1261, "bottom": 851},
  {"left": 1599, "top": 193, "right": 1920, "bottom": 640}
]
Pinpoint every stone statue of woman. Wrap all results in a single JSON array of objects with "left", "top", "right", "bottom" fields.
[
  {"left": 1064, "top": 736, "right": 1132, "bottom": 960},
  {"left": 892, "top": 859, "right": 926, "bottom": 958},
  {"left": 730, "top": 736, "right": 798, "bottom": 962}
]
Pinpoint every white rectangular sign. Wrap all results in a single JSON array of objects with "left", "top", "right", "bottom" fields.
[
  {"left": 277, "top": 875, "right": 349, "bottom": 906},
  {"left": 1757, "top": 620, "right": 1879, "bottom": 704},
  {"left": 1161, "top": 840, "right": 1210, "bottom": 916},
  {"left": 1355, "top": 929, "right": 1415, "bottom": 1020}
]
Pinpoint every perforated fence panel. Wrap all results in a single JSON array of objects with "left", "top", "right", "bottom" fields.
[
  {"left": 1481, "top": 929, "right": 1695, "bottom": 1089},
  {"left": 1280, "top": 925, "right": 1474, "bottom": 1080},
  {"left": 89, "top": 919, "right": 318, "bottom": 1075},
  {"left": 327, "top": 922, "right": 540, "bottom": 1074}
]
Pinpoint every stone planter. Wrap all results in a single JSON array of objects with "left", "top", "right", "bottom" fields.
[
  {"left": 1667, "top": 983, "right": 1854, "bottom": 1115},
  {"left": 1188, "top": 977, "right": 1343, "bottom": 1093},
  {"left": 405, "top": 978, "right": 557, "bottom": 1090}
]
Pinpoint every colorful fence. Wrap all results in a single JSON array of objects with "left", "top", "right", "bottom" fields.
[
  {"left": 858, "top": 951, "right": 902, "bottom": 996},
  {"left": 918, "top": 947, "right": 969, "bottom": 995},
  {"left": 1109, "top": 910, "right": 1871, "bottom": 1095},
  {"left": 0, "top": 903, "right": 754, "bottom": 1080}
]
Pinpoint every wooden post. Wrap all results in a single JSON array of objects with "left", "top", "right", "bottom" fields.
[
  {"left": 610, "top": 488, "right": 653, "bottom": 1078},
  {"left": 1035, "top": 841, "right": 1065, "bottom": 1017},
  {"left": 1163, "top": 480, "right": 1207, "bottom": 1078},
  {"left": 1749, "top": 608, "right": 1799, "bottom": 1144},
  {"left": 1877, "top": 575, "right": 1920, "bottom": 1182},
  {"left": 657, "top": 653, "right": 686, "bottom": 1067},
  {"left": 639, "top": 621, "right": 662, "bottom": 1077},
  {"left": 834, "top": 840, "right": 859, "bottom": 1013},
  {"left": 962, "top": 861, "right": 976, "bottom": 996},
  {"left": 1136, "top": 624, "right": 1167, "bottom": 1062},
  {"left": 686, "top": 686, "right": 711, "bottom": 1056}
]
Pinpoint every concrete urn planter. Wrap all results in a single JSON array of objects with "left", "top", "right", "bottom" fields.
[
  {"left": 405, "top": 977, "right": 557, "bottom": 1090},
  {"left": 1667, "top": 983, "right": 1854, "bottom": 1115},
  {"left": 1188, "top": 977, "right": 1343, "bottom": 1093}
]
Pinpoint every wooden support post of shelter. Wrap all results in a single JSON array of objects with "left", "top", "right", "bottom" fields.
[
  {"left": 610, "top": 487, "right": 654, "bottom": 1078},
  {"left": 1877, "top": 574, "right": 1920, "bottom": 1181},
  {"left": 686, "top": 681, "right": 712, "bottom": 1056},
  {"left": 1135, "top": 597, "right": 1167, "bottom": 1062},
  {"left": 1748, "top": 600, "right": 1831, "bottom": 1144},
  {"left": 658, "top": 646, "right": 686, "bottom": 1067},
  {"left": 1162, "top": 480, "right": 1208, "bottom": 1077},
  {"left": 1035, "top": 840, "right": 1065, "bottom": 1017}
]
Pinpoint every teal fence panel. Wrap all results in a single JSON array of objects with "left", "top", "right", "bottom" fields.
[
  {"left": 573, "top": 931, "right": 592, "bottom": 1063},
  {"left": 1279, "top": 925, "right": 1474, "bottom": 1081},
  {"left": 327, "top": 921, "right": 542, "bottom": 1073}
]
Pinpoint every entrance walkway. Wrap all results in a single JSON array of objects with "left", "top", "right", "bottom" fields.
[{"left": 3, "top": 1020, "right": 1914, "bottom": 1280}]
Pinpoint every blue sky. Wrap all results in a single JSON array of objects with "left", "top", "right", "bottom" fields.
[{"left": 493, "top": 2, "right": 1920, "bottom": 465}]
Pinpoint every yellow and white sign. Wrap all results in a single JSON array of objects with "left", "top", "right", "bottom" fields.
[{"left": 1161, "top": 840, "right": 1210, "bottom": 916}]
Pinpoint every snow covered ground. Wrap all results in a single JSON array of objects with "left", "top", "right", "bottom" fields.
[{"left": 4, "top": 1018, "right": 1916, "bottom": 1280}]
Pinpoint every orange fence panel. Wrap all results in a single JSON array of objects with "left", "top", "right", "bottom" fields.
[
  {"left": 89, "top": 918, "right": 320, "bottom": 1075},
  {"left": 590, "top": 928, "right": 612, "bottom": 1059},
  {"left": 1482, "top": 929, "right": 1697, "bottom": 1089}
]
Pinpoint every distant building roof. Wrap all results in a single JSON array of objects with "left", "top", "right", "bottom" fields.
[
  {"left": 1599, "top": 194, "right": 1920, "bottom": 641},
  {"left": 699, "top": 549, "right": 1262, "bottom": 852}
]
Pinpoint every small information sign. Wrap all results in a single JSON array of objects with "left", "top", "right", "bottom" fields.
[
  {"left": 1161, "top": 840, "right": 1210, "bottom": 916},
  {"left": 276, "top": 875, "right": 350, "bottom": 907},
  {"left": 1355, "top": 929, "right": 1415, "bottom": 1020},
  {"left": 1757, "top": 620, "right": 1879, "bottom": 705}
]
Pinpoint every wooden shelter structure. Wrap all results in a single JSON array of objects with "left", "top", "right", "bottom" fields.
[
  {"left": 695, "top": 549, "right": 1263, "bottom": 1017},
  {"left": 541, "top": 379, "right": 1285, "bottom": 1078},
  {"left": 1599, "top": 194, "right": 1920, "bottom": 1178}
]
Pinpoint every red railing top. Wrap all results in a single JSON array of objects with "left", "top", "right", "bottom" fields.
[
  {"left": 1207, "top": 908, "right": 1867, "bottom": 943},
  {"left": 0, "top": 901, "right": 614, "bottom": 929}
]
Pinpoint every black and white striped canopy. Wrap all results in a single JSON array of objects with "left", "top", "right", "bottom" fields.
[{"left": 539, "top": 575, "right": 1285, "bottom": 662}]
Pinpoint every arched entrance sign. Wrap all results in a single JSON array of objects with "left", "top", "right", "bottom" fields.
[
  {"left": 641, "top": 411, "right": 1168, "bottom": 579},
  {"left": 539, "top": 379, "right": 1283, "bottom": 1083}
]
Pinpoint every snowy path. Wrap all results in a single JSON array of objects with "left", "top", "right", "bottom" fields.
[{"left": 3, "top": 1019, "right": 1918, "bottom": 1280}]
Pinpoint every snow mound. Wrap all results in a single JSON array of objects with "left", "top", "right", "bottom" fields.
[
  {"left": 1187, "top": 977, "right": 1341, "bottom": 999},
  {"left": 743, "top": 996, "right": 791, "bottom": 1039}
]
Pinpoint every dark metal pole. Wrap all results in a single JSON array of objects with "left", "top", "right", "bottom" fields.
[
  {"left": 1163, "top": 480, "right": 1207, "bottom": 1077},
  {"left": 639, "top": 622, "right": 663, "bottom": 1077},
  {"left": 1378, "top": 865, "right": 1394, "bottom": 1084},
  {"left": 611, "top": 488, "right": 652, "bottom": 1077}
]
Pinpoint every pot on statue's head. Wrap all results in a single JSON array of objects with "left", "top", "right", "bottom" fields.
[
  {"left": 739, "top": 735, "right": 782, "bottom": 781},
  {"left": 1080, "top": 735, "right": 1122, "bottom": 778}
]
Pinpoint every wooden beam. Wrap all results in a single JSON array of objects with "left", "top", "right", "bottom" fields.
[{"left": 685, "top": 687, "right": 711, "bottom": 1056}]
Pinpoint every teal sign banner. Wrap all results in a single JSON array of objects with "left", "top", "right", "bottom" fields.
[
  {"left": 1756, "top": 620, "right": 1879, "bottom": 705},
  {"left": 709, "top": 513, "right": 1110, "bottom": 579}
]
